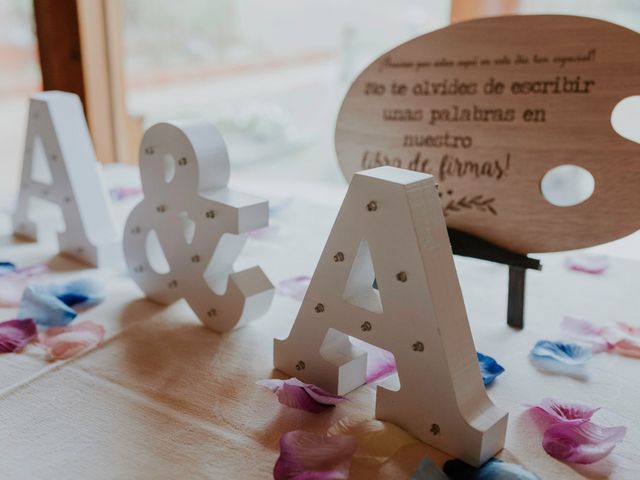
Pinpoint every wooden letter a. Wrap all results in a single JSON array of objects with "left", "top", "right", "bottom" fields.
[
  {"left": 274, "top": 166, "right": 507, "bottom": 466},
  {"left": 12, "top": 91, "right": 120, "bottom": 267}
]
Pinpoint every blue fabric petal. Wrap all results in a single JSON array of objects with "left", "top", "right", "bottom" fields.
[
  {"left": 529, "top": 340, "right": 592, "bottom": 380},
  {"left": 53, "top": 278, "right": 106, "bottom": 308},
  {"left": 18, "top": 284, "right": 77, "bottom": 327},
  {"left": 411, "top": 457, "right": 447, "bottom": 479},
  {"left": 0, "top": 262, "right": 16, "bottom": 275},
  {"left": 443, "top": 458, "right": 540, "bottom": 479},
  {"left": 477, "top": 352, "right": 505, "bottom": 386}
]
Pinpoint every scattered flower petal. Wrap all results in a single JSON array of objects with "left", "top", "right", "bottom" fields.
[
  {"left": 565, "top": 253, "right": 610, "bottom": 275},
  {"left": 411, "top": 457, "right": 447, "bottom": 479},
  {"left": 277, "top": 276, "right": 311, "bottom": 301},
  {"left": 601, "top": 322, "right": 640, "bottom": 359},
  {"left": 274, "top": 430, "right": 357, "bottom": 480},
  {"left": 52, "top": 278, "right": 106, "bottom": 308},
  {"left": 0, "top": 319, "right": 37, "bottom": 353},
  {"left": 248, "top": 225, "right": 279, "bottom": 240},
  {"left": 443, "top": 458, "right": 540, "bottom": 479},
  {"left": 532, "top": 398, "right": 600, "bottom": 424},
  {"left": 18, "top": 284, "right": 77, "bottom": 327},
  {"left": 0, "top": 263, "right": 48, "bottom": 307},
  {"left": 349, "top": 337, "right": 397, "bottom": 384},
  {"left": 40, "top": 321, "right": 105, "bottom": 360},
  {"left": 529, "top": 340, "right": 592, "bottom": 379},
  {"left": 327, "top": 416, "right": 418, "bottom": 464},
  {"left": 542, "top": 421, "right": 626, "bottom": 464},
  {"left": 257, "top": 378, "right": 346, "bottom": 413},
  {"left": 561, "top": 316, "right": 611, "bottom": 353},
  {"left": 477, "top": 352, "right": 505, "bottom": 386},
  {"left": 0, "top": 261, "right": 16, "bottom": 274},
  {"left": 110, "top": 186, "right": 142, "bottom": 201}
]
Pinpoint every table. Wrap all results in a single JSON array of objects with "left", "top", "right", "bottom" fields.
[{"left": 1, "top": 177, "right": 639, "bottom": 479}]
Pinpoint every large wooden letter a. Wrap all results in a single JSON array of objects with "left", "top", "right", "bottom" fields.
[
  {"left": 12, "top": 91, "right": 120, "bottom": 267},
  {"left": 274, "top": 166, "right": 507, "bottom": 466}
]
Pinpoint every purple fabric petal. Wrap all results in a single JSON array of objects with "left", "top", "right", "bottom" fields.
[
  {"left": 277, "top": 276, "right": 311, "bottom": 301},
  {"left": 0, "top": 263, "right": 48, "bottom": 307},
  {"left": 533, "top": 398, "right": 600, "bottom": 424},
  {"left": 257, "top": 378, "right": 346, "bottom": 413},
  {"left": 274, "top": 430, "right": 357, "bottom": 480},
  {"left": 109, "top": 186, "right": 143, "bottom": 201},
  {"left": 561, "top": 317, "right": 612, "bottom": 353},
  {"left": 0, "top": 319, "right": 37, "bottom": 353},
  {"left": 542, "top": 421, "right": 626, "bottom": 464},
  {"left": 565, "top": 253, "right": 610, "bottom": 275},
  {"left": 349, "top": 337, "right": 397, "bottom": 384}
]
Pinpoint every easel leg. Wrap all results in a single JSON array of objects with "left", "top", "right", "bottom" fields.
[{"left": 507, "top": 266, "right": 526, "bottom": 329}]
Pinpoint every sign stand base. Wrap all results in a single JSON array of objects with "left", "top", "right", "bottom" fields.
[{"left": 447, "top": 228, "right": 542, "bottom": 329}]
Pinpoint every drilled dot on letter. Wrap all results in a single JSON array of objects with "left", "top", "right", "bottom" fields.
[
  {"left": 361, "top": 321, "right": 372, "bottom": 332},
  {"left": 144, "top": 146, "right": 154, "bottom": 155},
  {"left": 366, "top": 201, "right": 378, "bottom": 212},
  {"left": 178, "top": 157, "right": 187, "bottom": 166},
  {"left": 314, "top": 303, "right": 325, "bottom": 313},
  {"left": 205, "top": 210, "right": 215, "bottom": 219},
  {"left": 333, "top": 252, "right": 344, "bottom": 262},
  {"left": 191, "top": 255, "right": 200, "bottom": 263},
  {"left": 131, "top": 226, "right": 141, "bottom": 234},
  {"left": 168, "top": 280, "right": 178, "bottom": 288},
  {"left": 430, "top": 424, "right": 440, "bottom": 435},
  {"left": 295, "top": 361, "right": 306, "bottom": 371},
  {"left": 412, "top": 341, "right": 424, "bottom": 352},
  {"left": 396, "top": 271, "right": 408, "bottom": 282},
  {"left": 156, "top": 205, "right": 167, "bottom": 213},
  {"left": 207, "top": 308, "right": 217, "bottom": 318}
]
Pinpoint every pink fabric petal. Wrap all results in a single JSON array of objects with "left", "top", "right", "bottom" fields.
[
  {"left": 542, "top": 421, "right": 626, "bottom": 464},
  {"left": 533, "top": 398, "right": 600, "bottom": 424},
  {"left": 0, "top": 263, "right": 48, "bottom": 307},
  {"left": 565, "top": 253, "right": 610, "bottom": 275},
  {"left": 561, "top": 317, "right": 612, "bottom": 353},
  {"left": 349, "top": 337, "right": 397, "bottom": 384},
  {"left": 277, "top": 276, "right": 311, "bottom": 301},
  {"left": 0, "top": 319, "right": 37, "bottom": 353},
  {"left": 274, "top": 430, "right": 357, "bottom": 480},
  {"left": 257, "top": 378, "right": 345, "bottom": 413},
  {"left": 39, "top": 321, "right": 105, "bottom": 360}
]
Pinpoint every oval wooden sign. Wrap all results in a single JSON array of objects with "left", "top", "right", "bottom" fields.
[{"left": 335, "top": 15, "right": 640, "bottom": 253}]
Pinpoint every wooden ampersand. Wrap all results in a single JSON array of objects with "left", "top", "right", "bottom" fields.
[
  {"left": 274, "top": 166, "right": 507, "bottom": 466},
  {"left": 123, "top": 120, "right": 274, "bottom": 332},
  {"left": 336, "top": 15, "right": 640, "bottom": 253},
  {"left": 12, "top": 91, "right": 120, "bottom": 266}
]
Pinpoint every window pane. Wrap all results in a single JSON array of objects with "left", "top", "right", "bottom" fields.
[{"left": 123, "top": 1, "right": 451, "bottom": 185}]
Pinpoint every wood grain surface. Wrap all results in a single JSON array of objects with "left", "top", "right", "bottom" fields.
[{"left": 335, "top": 15, "right": 640, "bottom": 253}]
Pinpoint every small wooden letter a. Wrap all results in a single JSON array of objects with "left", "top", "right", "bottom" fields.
[
  {"left": 274, "top": 166, "right": 507, "bottom": 466},
  {"left": 12, "top": 91, "right": 120, "bottom": 267}
]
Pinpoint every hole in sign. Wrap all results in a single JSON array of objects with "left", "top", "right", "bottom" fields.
[
  {"left": 342, "top": 240, "right": 383, "bottom": 314},
  {"left": 540, "top": 165, "right": 595, "bottom": 207},
  {"left": 611, "top": 96, "right": 640, "bottom": 144},
  {"left": 318, "top": 328, "right": 400, "bottom": 391},
  {"left": 31, "top": 136, "right": 53, "bottom": 185},
  {"left": 163, "top": 153, "right": 176, "bottom": 183},
  {"left": 178, "top": 211, "right": 196, "bottom": 244},
  {"left": 146, "top": 229, "right": 170, "bottom": 274}
]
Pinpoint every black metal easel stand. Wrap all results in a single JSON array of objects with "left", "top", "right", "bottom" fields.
[{"left": 448, "top": 228, "right": 542, "bottom": 329}]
